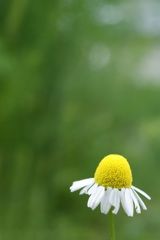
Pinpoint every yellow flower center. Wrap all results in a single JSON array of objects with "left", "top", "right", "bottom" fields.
[{"left": 94, "top": 154, "right": 133, "bottom": 189}]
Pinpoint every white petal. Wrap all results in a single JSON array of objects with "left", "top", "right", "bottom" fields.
[
  {"left": 120, "top": 188, "right": 134, "bottom": 217},
  {"left": 130, "top": 189, "right": 141, "bottom": 214},
  {"left": 87, "top": 186, "right": 105, "bottom": 210},
  {"left": 109, "top": 189, "right": 120, "bottom": 214},
  {"left": 79, "top": 183, "right": 94, "bottom": 195},
  {"left": 100, "top": 187, "right": 112, "bottom": 214},
  {"left": 125, "top": 188, "right": 134, "bottom": 216},
  {"left": 70, "top": 178, "right": 94, "bottom": 192},
  {"left": 132, "top": 186, "right": 151, "bottom": 200},
  {"left": 120, "top": 188, "right": 129, "bottom": 215},
  {"left": 88, "top": 183, "right": 98, "bottom": 195},
  {"left": 132, "top": 188, "right": 147, "bottom": 210}
]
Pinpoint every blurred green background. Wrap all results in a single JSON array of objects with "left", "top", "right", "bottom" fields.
[{"left": 0, "top": 0, "right": 159, "bottom": 239}]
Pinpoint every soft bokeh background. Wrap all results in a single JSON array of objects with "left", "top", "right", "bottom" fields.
[{"left": 0, "top": 0, "right": 159, "bottom": 239}]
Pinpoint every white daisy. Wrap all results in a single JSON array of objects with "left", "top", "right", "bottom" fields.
[{"left": 70, "top": 154, "right": 151, "bottom": 217}]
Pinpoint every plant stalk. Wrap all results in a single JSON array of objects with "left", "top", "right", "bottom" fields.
[{"left": 109, "top": 210, "right": 115, "bottom": 240}]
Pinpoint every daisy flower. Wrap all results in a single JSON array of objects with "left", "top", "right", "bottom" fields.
[{"left": 70, "top": 154, "right": 151, "bottom": 217}]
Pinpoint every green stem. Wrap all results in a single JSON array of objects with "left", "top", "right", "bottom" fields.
[{"left": 109, "top": 210, "right": 115, "bottom": 240}]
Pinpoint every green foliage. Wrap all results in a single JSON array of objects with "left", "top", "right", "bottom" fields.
[{"left": 0, "top": 0, "right": 159, "bottom": 239}]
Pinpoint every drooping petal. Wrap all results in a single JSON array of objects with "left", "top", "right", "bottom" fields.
[
  {"left": 88, "top": 183, "right": 98, "bottom": 195},
  {"left": 100, "top": 187, "right": 112, "bottom": 214},
  {"left": 79, "top": 183, "right": 94, "bottom": 195},
  {"left": 120, "top": 188, "right": 129, "bottom": 216},
  {"left": 87, "top": 186, "right": 105, "bottom": 210},
  {"left": 125, "top": 188, "right": 134, "bottom": 216},
  {"left": 132, "top": 188, "right": 147, "bottom": 210},
  {"left": 132, "top": 186, "right": 151, "bottom": 200},
  {"left": 130, "top": 188, "right": 141, "bottom": 214},
  {"left": 109, "top": 189, "right": 120, "bottom": 214},
  {"left": 120, "top": 188, "right": 134, "bottom": 217},
  {"left": 70, "top": 178, "right": 94, "bottom": 192}
]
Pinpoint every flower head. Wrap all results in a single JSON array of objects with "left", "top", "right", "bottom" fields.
[{"left": 70, "top": 154, "right": 151, "bottom": 217}]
